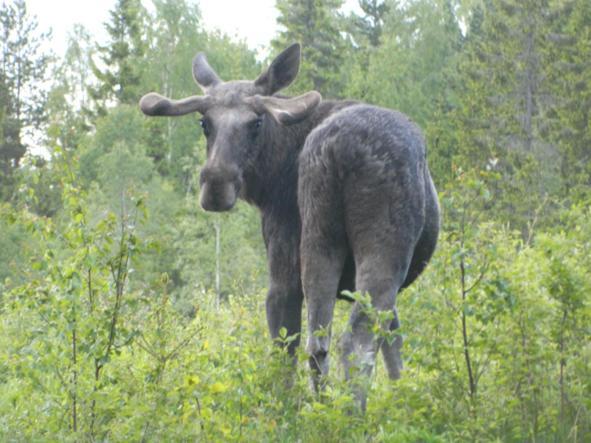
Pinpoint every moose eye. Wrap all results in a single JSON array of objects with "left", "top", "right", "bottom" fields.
[
  {"left": 250, "top": 117, "right": 263, "bottom": 135},
  {"left": 200, "top": 118, "right": 210, "bottom": 137}
]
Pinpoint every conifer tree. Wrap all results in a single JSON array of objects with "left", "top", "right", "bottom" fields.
[
  {"left": 89, "top": 0, "right": 147, "bottom": 114},
  {"left": 451, "top": 0, "right": 561, "bottom": 231},
  {"left": 350, "top": 0, "right": 390, "bottom": 47},
  {"left": 545, "top": 0, "right": 591, "bottom": 200},
  {"left": 0, "top": 0, "right": 50, "bottom": 202},
  {"left": 272, "top": 0, "right": 348, "bottom": 97}
]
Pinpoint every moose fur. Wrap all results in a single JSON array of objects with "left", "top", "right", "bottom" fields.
[{"left": 140, "top": 43, "right": 440, "bottom": 410}]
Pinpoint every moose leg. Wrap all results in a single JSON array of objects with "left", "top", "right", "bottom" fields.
[
  {"left": 264, "top": 232, "right": 304, "bottom": 358},
  {"left": 298, "top": 161, "right": 348, "bottom": 392},
  {"left": 380, "top": 307, "right": 403, "bottom": 380},
  {"left": 340, "top": 182, "right": 419, "bottom": 411},
  {"left": 341, "top": 265, "right": 403, "bottom": 411},
  {"left": 265, "top": 284, "right": 303, "bottom": 356},
  {"left": 301, "top": 241, "right": 347, "bottom": 392}
]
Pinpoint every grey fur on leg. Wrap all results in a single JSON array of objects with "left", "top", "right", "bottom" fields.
[
  {"left": 298, "top": 144, "right": 348, "bottom": 393},
  {"left": 341, "top": 327, "right": 378, "bottom": 413},
  {"left": 340, "top": 278, "right": 399, "bottom": 411},
  {"left": 303, "top": 251, "right": 345, "bottom": 392},
  {"left": 301, "top": 249, "right": 346, "bottom": 392},
  {"left": 381, "top": 334, "right": 403, "bottom": 380},
  {"left": 381, "top": 307, "right": 403, "bottom": 380},
  {"left": 265, "top": 287, "right": 303, "bottom": 356}
]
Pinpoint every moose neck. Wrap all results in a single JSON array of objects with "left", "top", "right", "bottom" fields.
[
  {"left": 243, "top": 121, "right": 305, "bottom": 218},
  {"left": 242, "top": 100, "right": 355, "bottom": 220}
]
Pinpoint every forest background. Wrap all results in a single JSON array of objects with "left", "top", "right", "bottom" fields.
[{"left": 0, "top": 0, "right": 589, "bottom": 441}]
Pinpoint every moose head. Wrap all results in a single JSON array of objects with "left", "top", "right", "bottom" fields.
[{"left": 139, "top": 43, "right": 321, "bottom": 211}]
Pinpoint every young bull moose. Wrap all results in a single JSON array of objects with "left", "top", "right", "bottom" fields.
[{"left": 140, "top": 43, "right": 440, "bottom": 410}]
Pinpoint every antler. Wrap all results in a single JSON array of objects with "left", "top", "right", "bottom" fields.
[{"left": 139, "top": 92, "right": 212, "bottom": 116}]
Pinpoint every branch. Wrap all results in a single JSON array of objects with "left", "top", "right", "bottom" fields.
[{"left": 464, "top": 260, "right": 490, "bottom": 294}]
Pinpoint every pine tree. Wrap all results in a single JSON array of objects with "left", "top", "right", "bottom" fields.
[
  {"left": 89, "top": 0, "right": 147, "bottom": 114},
  {"left": 450, "top": 0, "right": 563, "bottom": 232},
  {"left": 0, "top": 0, "right": 51, "bottom": 203},
  {"left": 272, "top": 0, "right": 348, "bottom": 97},
  {"left": 350, "top": 0, "right": 390, "bottom": 47},
  {"left": 545, "top": 0, "right": 591, "bottom": 201}
]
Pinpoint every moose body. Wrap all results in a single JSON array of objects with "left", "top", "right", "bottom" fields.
[{"left": 140, "top": 44, "right": 439, "bottom": 409}]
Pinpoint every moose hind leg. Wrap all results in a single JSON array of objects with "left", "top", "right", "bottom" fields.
[
  {"left": 341, "top": 265, "right": 403, "bottom": 411},
  {"left": 341, "top": 204, "right": 417, "bottom": 410},
  {"left": 299, "top": 159, "right": 348, "bottom": 392},
  {"left": 300, "top": 198, "right": 348, "bottom": 392},
  {"left": 302, "top": 243, "right": 347, "bottom": 392},
  {"left": 380, "top": 307, "right": 403, "bottom": 380}
]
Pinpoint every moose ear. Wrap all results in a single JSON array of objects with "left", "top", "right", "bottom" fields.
[
  {"left": 193, "top": 53, "right": 222, "bottom": 92},
  {"left": 254, "top": 43, "right": 301, "bottom": 95},
  {"left": 246, "top": 91, "right": 321, "bottom": 126},
  {"left": 139, "top": 92, "right": 211, "bottom": 116}
]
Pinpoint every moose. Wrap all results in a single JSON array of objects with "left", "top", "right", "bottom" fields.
[{"left": 140, "top": 43, "right": 440, "bottom": 410}]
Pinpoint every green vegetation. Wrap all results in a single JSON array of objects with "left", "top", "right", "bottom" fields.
[{"left": 0, "top": 0, "right": 589, "bottom": 441}]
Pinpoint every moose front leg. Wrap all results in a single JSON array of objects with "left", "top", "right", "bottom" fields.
[
  {"left": 262, "top": 234, "right": 304, "bottom": 391},
  {"left": 265, "top": 283, "right": 303, "bottom": 356},
  {"left": 264, "top": 226, "right": 304, "bottom": 358}
]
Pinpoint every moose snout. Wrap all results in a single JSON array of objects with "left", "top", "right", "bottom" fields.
[{"left": 199, "top": 165, "right": 242, "bottom": 212}]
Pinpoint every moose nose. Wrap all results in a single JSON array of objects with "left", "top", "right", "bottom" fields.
[
  {"left": 199, "top": 164, "right": 241, "bottom": 185},
  {"left": 199, "top": 165, "right": 242, "bottom": 212}
]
